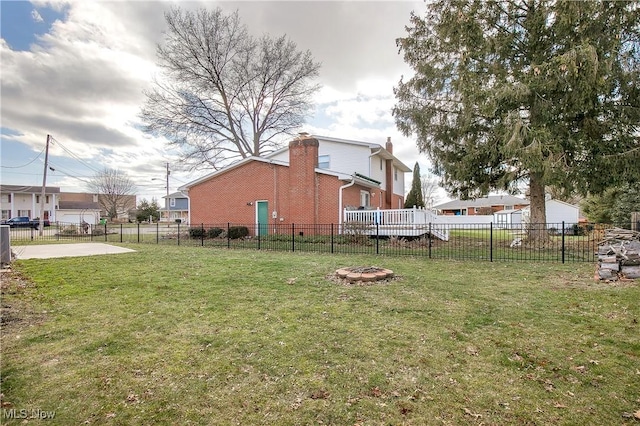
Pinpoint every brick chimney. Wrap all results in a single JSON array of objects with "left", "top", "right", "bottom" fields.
[
  {"left": 385, "top": 137, "right": 393, "bottom": 209},
  {"left": 385, "top": 136, "right": 393, "bottom": 154},
  {"left": 289, "top": 134, "right": 319, "bottom": 224}
]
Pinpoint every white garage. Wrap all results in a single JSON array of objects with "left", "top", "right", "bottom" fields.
[{"left": 57, "top": 200, "right": 101, "bottom": 225}]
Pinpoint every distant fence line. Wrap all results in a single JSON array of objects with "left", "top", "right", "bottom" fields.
[{"left": 6, "top": 220, "right": 634, "bottom": 264}]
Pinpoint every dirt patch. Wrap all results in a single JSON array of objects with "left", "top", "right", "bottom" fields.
[
  {"left": 549, "top": 270, "right": 639, "bottom": 290},
  {"left": 0, "top": 269, "right": 46, "bottom": 332}
]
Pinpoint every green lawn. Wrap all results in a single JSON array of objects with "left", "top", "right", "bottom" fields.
[{"left": 1, "top": 245, "right": 639, "bottom": 425}]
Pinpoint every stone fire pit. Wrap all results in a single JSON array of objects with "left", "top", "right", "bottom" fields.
[{"left": 335, "top": 266, "right": 394, "bottom": 283}]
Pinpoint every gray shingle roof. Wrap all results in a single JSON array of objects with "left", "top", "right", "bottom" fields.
[{"left": 434, "top": 195, "right": 529, "bottom": 210}]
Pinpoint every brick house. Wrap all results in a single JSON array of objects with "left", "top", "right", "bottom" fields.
[
  {"left": 181, "top": 134, "right": 411, "bottom": 233},
  {"left": 434, "top": 195, "right": 530, "bottom": 216}
]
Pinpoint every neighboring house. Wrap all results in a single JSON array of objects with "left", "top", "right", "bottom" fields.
[
  {"left": 57, "top": 192, "right": 102, "bottom": 225},
  {"left": 521, "top": 199, "right": 580, "bottom": 227},
  {"left": 97, "top": 194, "right": 137, "bottom": 221},
  {"left": 434, "top": 195, "right": 530, "bottom": 216},
  {"left": 0, "top": 185, "right": 60, "bottom": 221},
  {"left": 161, "top": 191, "right": 190, "bottom": 223},
  {"left": 181, "top": 134, "right": 411, "bottom": 233}
]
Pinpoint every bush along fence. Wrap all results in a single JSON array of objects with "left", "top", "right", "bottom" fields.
[{"left": 7, "top": 220, "right": 638, "bottom": 264}]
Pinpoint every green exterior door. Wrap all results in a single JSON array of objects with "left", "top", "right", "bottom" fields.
[{"left": 257, "top": 201, "right": 268, "bottom": 236}]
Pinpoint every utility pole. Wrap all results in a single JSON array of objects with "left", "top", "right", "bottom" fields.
[{"left": 39, "top": 134, "right": 51, "bottom": 236}]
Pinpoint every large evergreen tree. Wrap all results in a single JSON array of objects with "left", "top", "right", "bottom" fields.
[
  {"left": 394, "top": 0, "right": 639, "bottom": 239},
  {"left": 582, "top": 183, "right": 640, "bottom": 225},
  {"left": 405, "top": 162, "right": 425, "bottom": 208}
]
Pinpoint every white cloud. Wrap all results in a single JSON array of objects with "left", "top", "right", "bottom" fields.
[{"left": 31, "top": 9, "right": 44, "bottom": 23}]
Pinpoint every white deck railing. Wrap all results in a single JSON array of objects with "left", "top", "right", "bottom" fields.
[{"left": 343, "top": 207, "right": 449, "bottom": 241}]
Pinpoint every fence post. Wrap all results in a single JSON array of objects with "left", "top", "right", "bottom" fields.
[
  {"left": 428, "top": 222, "right": 432, "bottom": 259},
  {"left": 156, "top": 222, "right": 159, "bottom": 244},
  {"left": 490, "top": 222, "right": 493, "bottom": 262},
  {"left": 227, "top": 223, "right": 230, "bottom": 249},
  {"left": 177, "top": 222, "right": 180, "bottom": 246},
  {"left": 376, "top": 222, "right": 379, "bottom": 254},
  {"left": 121, "top": 223, "right": 123, "bottom": 243},
  {"left": 104, "top": 222, "right": 107, "bottom": 242},
  {"left": 201, "top": 223, "right": 204, "bottom": 247},
  {"left": 561, "top": 221, "right": 565, "bottom": 264},
  {"left": 57, "top": 223, "right": 60, "bottom": 241},
  {"left": 137, "top": 223, "right": 139, "bottom": 243},
  {"left": 257, "top": 223, "right": 261, "bottom": 250},
  {"left": 291, "top": 223, "right": 295, "bottom": 252},
  {"left": 331, "top": 223, "right": 334, "bottom": 254}
]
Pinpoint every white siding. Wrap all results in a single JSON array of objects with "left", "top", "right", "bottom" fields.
[
  {"left": 317, "top": 140, "right": 371, "bottom": 175},
  {"left": 268, "top": 138, "right": 406, "bottom": 197},
  {"left": 369, "top": 155, "right": 386, "bottom": 184},
  {"left": 393, "top": 166, "right": 406, "bottom": 198},
  {"left": 268, "top": 150, "right": 289, "bottom": 162},
  {"left": 545, "top": 200, "right": 579, "bottom": 225}
]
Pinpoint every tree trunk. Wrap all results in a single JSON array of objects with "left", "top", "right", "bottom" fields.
[{"left": 528, "top": 172, "right": 548, "bottom": 242}]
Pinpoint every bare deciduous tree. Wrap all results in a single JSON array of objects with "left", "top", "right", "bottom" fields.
[
  {"left": 88, "top": 168, "right": 136, "bottom": 220},
  {"left": 421, "top": 173, "right": 441, "bottom": 209},
  {"left": 141, "top": 7, "right": 322, "bottom": 170}
]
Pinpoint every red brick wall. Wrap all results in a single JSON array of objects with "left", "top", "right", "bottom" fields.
[
  {"left": 189, "top": 160, "right": 287, "bottom": 226},
  {"left": 288, "top": 137, "right": 319, "bottom": 224}
]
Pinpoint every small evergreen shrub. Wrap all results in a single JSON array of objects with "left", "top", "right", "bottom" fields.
[
  {"left": 189, "top": 227, "right": 206, "bottom": 239},
  {"left": 228, "top": 226, "right": 249, "bottom": 239},
  {"left": 207, "top": 227, "right": 224, "bottom": 238}
]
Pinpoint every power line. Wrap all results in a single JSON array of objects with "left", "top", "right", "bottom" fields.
[
  {"left": 47, "top": 160, "right": 94, "bottom": 179},
  {"left": 48, "top": 167, "right": 92, "bottom": 185},
  {"left": 0, "top": 170, "right": 46, "bottom": 176},
  {"left": 50, "top": 136, "right": 102, "bottom": 173},
  {"left": 0, "top": 145, "right": 46, "bottom": 168}
]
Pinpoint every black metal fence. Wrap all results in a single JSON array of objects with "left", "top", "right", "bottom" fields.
[{"left": 5, "top": 220, "right": 634, "bottom": 263}]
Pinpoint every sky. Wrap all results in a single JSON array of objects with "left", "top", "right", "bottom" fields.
[{"left": 0, "top": 0, "right": 448, "bottom": 204}]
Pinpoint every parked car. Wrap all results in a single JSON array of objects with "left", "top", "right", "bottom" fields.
[{"left": 1, "top": 216, "right": 50, "bottom": 229}]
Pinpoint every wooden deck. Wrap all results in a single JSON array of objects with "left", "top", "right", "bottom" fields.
[{"left": 343, "top": 208, "right": 449, "bottom": 241}]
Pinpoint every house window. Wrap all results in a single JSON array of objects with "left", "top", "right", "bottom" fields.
[
  {"left": 380, "top": 158, "right": 383, "bottom": 170},
  {"left": 1, "top": 194, "right": 10, "bottom": 203},
  {"left": 318, "top": 155, "right": 330, "bottom": 169},
  {"left": 18, "top": 209, "right": 31, "bottom": 217},
  {"left": 46, "top": 195, "right": 50, "bottom": 203},
  {"left": 170, "top": 198, "right": 176, "bottom": 207},
  {"left": 504, "top": 205, "right": 513, "bottom": 210},
  {"left": 394, "top": 167, "right": 398, "bottom": 181},
  {"left": 360, "top": 191, "right": 370, "bottom": 207},
  {"left": 1, "top": 210, "right": 10, "bottom": 220},
  {"left": 36, "top": 195, "right": 39, "bottom": 203}
]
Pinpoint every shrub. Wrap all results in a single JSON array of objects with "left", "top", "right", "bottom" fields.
[
  {"left": 90, "top": 227, "right": 105, "bottom": 236},
  {"left": 189, "top": 227, "right": 206, "bottom": 239},
  {"left": 58, "top": 225, "right": 79, "bottom": 236},
  {"left": 207, "top": 227, "right": 224, "bottom": 238},
  {"left": 228, "top": 226, "right": 249, "bottom": 239}
]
